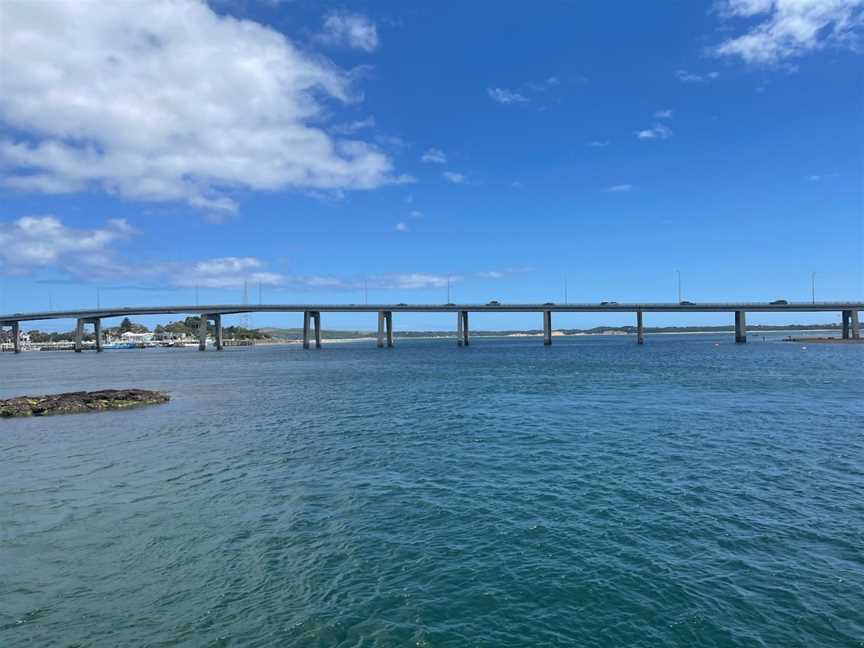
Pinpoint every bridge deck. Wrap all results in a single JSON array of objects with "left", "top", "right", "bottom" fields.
[{"left": 1, "top": 302, "right": 862, "bottom": 324}]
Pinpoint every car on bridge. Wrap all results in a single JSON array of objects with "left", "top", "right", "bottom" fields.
[
  {"left": 680, "top": 301, "right": 694, "bottom": 305},
  {"left": 600, "top": 301, "right": 618, "bottom": 305},
  {"left": 770, "top": 299, "right": 788, "bottom": 305},
  {"left": 487, "top": 300, "right": 501, "bottom": 306}
]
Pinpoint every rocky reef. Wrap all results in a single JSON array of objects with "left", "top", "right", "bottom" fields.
[{"left": 0, "top": 389, "right": 169, "bottom": 418}]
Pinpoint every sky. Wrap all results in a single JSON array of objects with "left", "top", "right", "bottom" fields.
[{"left": 1, "top": 0, "right": 862, "bottom": 331}]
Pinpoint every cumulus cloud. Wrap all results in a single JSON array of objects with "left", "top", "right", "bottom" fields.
[
  {"left": 442, "top": 171, "right": 466, "bottom": 184},
  {"left": 0, "top": 215, "right": 135, "bottom": 276},
  {"left": 713, "top": 0, "right": 864, "bottom": 64},
  {"left": 331, "top": 116, "right": 376, "bottom": 135},
  {"left": 488, "top": 87, "right": 529, "bottom": 104},
  {"left": 421, "top": 148, "right": 447, "bottom": 164},
  {"left": 605, "top": 184, "right": 634, "bottom": 192},
  {"left": 675, "top": 69, "right": 720, "bottom": 82},
  {"left": 174, "top": 257, "right": 284, "bottom": 289},
  {"left": 635, "top": 124, "right": 673, "bottom": 140},
  {"left": 395, "top": 222, "right": 409, "bottom": 232},
  {"left": 0, "top": 1, "right": 403, "bottom": 213},
  {"left": 318, "top": 10, "right": 379, "bottom": 52}
]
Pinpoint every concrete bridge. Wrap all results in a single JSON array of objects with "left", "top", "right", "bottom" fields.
[{"left": 0, "top": 302, "right": 861, "bottom": 353}]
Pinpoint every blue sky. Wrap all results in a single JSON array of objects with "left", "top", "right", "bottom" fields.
[{"left": 1, "top": 0, "right": 862, "bottom": 330}]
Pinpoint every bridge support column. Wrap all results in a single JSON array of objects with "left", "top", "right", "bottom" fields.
[
  {"left": 851, "top": 310, "right": 860, "bottom": 340},
  {"left": 313, "top": 311, "right": 322, "bottom": 349},
  {"left": 842, "top": 311, "right": 850, "bottom": 339},
  {"left": 377, "top": 311, "right": 385, "bottom": 348},
  {"left": 213, "top": 314, "right": 223, "bottom": 351},
  {"left": 199, "top": 314, "right": 208, "bottom": 351},
  {"left": 12, "top": 321, "right": 20, "bottom": 354},
  {"left": 385, "top": 311, "right": 393, "bottom": 347},
  {"left": 93, "top": 318, "right": 102, "bottom": 352},
  {"left": 75, "top": 318, "right": 84, "bottom": 352},
  {"left": 461, "top": 311, "right": 469, "bottom": 346},
  {"left": 543, "top": 310, "right": 552, "bottom": 345},
  {"left": 456, "top": 311, "right": 463, "bottom": 346},
  {"left": 735, "top": 311, "right": 747, "bottom": 344},
  {"left": 302, "top": 312, "right": 311, "bottom": 349},
  {"left": 636, "top": 310, "right": 644, "bottom": 345}
]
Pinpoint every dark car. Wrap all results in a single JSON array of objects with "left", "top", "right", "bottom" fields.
[
  {"left": 600, "top": 301, "right": 619, "bottom": 306},
  {"left": 680, "top": 300, "right": 694, "bottom": 305},
  {"left": 487, "top": 300, "right": 501, "bottom": 306},
  {"left": 396, "top": 303, "right": 408, "bottom": 307},
  {"left": 770, "top": 299, "right": 788, "bottom": 305},
  {"left": 543, "top": 302, "right": 556, "bottom": 306}
]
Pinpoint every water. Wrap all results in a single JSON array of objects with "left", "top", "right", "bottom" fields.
[{"left": 1, "top": 334, "right": 862, "bottom": 647}]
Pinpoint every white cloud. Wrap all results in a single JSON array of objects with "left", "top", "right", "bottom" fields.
[
  {"left": 409, "top": 210, "right": 424, "bottom": 219},
  {"left": 635, "top": 124, "right": 673, "bottom": 140},
  {"left": 477, "top": 271, "right": 504, "bottom": 279},
  {"left": 713, "top": 0, "right": 864, "bottom": 64},
  {"left": 387, "top": 273, "right": 457, "bottom": 289},
  {"left": 605, "top": 184, "right": 634, "bottom": 192},
  {"left": 587, "top": 140, "right": 611, "bottom": 147},
  {"left": 331, "top": 116, "right": 376, "bottom": 135},
  {"left": 488, "top": 87, "right": 529, "bottom": 104},
  {"left": 654, "top": 109, "right": 674, "bottom": 118},
  {"left": 178, "top": 257, "right": 284, "bottom": 289},
  {"left": 395, "top": 222, "right": 409, "bottom": 232},
  {"left": 442, "top": 171, "right": 466, "bottom": 184},
  {"left": 0, "top": 1, "right": 404, "bottom": 213},
  {"left": 421, "top": 148, "right": 447, "bottom": 164},
  {"left": 0, "top": 215, "right": 135, "bottom": 276},
  {"left": 318, "top": 10, "right": 379, "bottom": 52},
  {"left": 675, "top": 69, "right": 720, "bottom": 82}
]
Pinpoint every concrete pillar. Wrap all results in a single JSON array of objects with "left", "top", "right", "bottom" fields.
[
  {"left": 735, "top": 311, "right": 747, "bottom": 344},
  {"left": 302, "top": 311, "right": 311, "bottom": 349},
  {"left": 75, "top": 318, "right": 84, "bottom": 352},
  {"left": 461, "top": 311, "right": 469, "bottom": 346},
  {"left": 93, "top": 318, "right": 102, "bottom": 352},
  {"left": 842, "top": 310, "right": 851, "bottom": 339},
  {"left": 377, "top": 311, "right": 385, "bottom": 348},
  {"left": 12, "top": 321, "right": 20, "bottom": 354},
  {"left": 543, "top": 310, "right": 552, "bottom": 346},
  {"left": 214, "top": 314, "right": 223, "bottom": 350},
  {"left": 456, "top": 310, "right": 463, "bottom": 346},
  {"left": 636, "top": 310, "right": 644, "bottom": 345},
  {"left": 313, "top": 311, "right": 322, "bottom": 349},
  {"left": 852, "top": 310, "right": 861, "bottom": 340},
  {"left": 198, "top": 314, "right": 208, "bottom": 351},
  {"left": 385, "top": 311, "right": 393, "bottom": 348}
]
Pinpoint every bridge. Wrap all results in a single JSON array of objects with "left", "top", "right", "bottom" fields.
[{"left": 0, "top": 302, "right": 861, "bottom": 353}]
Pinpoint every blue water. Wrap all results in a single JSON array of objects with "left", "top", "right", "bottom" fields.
[{"left": 2, "top": 334, "right": 863, "bottom": 647}]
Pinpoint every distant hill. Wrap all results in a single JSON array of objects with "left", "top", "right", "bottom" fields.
[{"left": 258, "top": 323, "right": 841, "bottom": 340}]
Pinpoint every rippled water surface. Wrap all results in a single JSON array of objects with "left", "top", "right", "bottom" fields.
[{"left": 2, "top": 335, "right": 863, "bottom": 647}]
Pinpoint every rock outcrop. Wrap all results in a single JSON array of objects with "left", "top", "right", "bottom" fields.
[{"left": 0, "top": 389, "right": 169, "bottom": 418}]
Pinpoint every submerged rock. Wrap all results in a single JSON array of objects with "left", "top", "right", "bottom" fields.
[{"left": 0, "top": 389, "right": 169, "bottom": 418}]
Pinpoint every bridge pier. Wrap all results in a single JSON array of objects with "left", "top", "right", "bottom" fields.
[
  {"left": 198, "top": 314, "right": 208, "bottom": 351},
  {"left": 461, "top": 311, "right": 469, "bottom": 346},
  {"left": 543, "top": 310, "right": 552, "bottom": 345},
  {"left": 456, "top": 311, "right": 463, "bottom": 346},
  {"left": 213, "top": 314, "right": 223, "bottom": 350},
  {"left": 636, "top": 310, "right": 644, "bottom": 345},
  {"left": 385, "top": 311, "right": 393, "bottom": 347},
  {"left": 303, "top": 311, "right": 321, "bottom": 349},
  {"left": 75, "top": 318, "right": 84, "bottom": 352},
  {"left": 377, "top": 311, "right": 386, "bottom": 348},
  {"left": 851, "top": 310, "right": 860, "bottom": 340},
  {"left": 93, "top": 318, "right": 102, "bottom": 352},
  {"left": 12, "top": 321, "right": 20, "bottom": 354},
  {"left": 842, "top": 310, "right": 850, "bottom": 339},
  {"left": 735, "top": 311, "right": 747, "bottom": 344}
]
